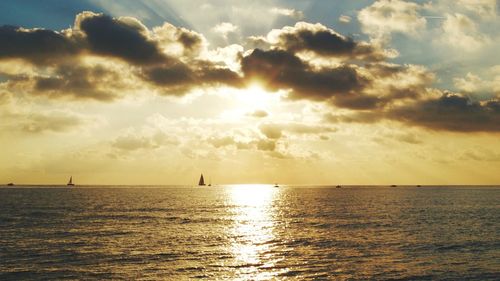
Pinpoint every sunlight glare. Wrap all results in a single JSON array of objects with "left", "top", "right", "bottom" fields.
[
  {"left": 218, "top": 84, "right": 282, "bottom": 120},
  {"left": 228, "top": 184, "right": 285, "bottom": 279}
]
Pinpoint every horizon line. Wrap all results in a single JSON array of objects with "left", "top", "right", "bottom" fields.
[{"left": 2, "top": 183, "right": 500, "bottom": 187}]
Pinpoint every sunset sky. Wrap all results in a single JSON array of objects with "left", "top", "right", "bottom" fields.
[{"left": 0, "top": 0, "right": 499, "bottom": 185}]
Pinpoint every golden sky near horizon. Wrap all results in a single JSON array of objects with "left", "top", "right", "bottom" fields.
[{"left": 0, "top": 0, "right": 499, "bottom": 185}]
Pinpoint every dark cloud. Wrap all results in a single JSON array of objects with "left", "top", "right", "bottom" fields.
[
  {"left": 333, "top": 94, "right": 387, "bottom": 110},
  {"left": 0, "top": 25, "right": 78, "bottom": 64},
  {"left": 241, "top": 49, "right": 369, "bottom": 105},
  {"left": 177, "top": 31, "right": 204, "bottom": 55},
  {"left": 75, "top": 12, "right": 169, "bottom": 65},
  {"left": 269, "top": 22, "right": 386, "bottom": 61},
  {"left": 142, "top": 64, "right": 194, "bottom": 87},
  {"left": 33, "top": 64, "right": 122, "bottom": 101},
  {"left": 1, "top": 11, "right": 498, "bottom": 135},
  {"left": 142, "top": 62, "right": 241, "bottom": 95},
  {"left": 388, "top": 93, "right": 500, "bottom": 132}
]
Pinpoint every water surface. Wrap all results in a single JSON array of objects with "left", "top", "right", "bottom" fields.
[{"left": 0, "top": 185, "right": 499, "bottom": 280}]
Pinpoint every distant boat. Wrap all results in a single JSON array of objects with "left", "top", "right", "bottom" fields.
[
  {"left": 390, "top": 184, "right": 397, "bottom": 187},
  {"left": 198, "top": 174, "right": 206, "bottom": 186},
  {"left": 274, "top": 183, "right": 279, "bottom": 188},
  {"left": 417, "top": 185, "right": 422, "bottom": 187},
  {"left": 336, "top": 185, "right": 341, "bottom": 188},
  {"left": 67, "top": 176, "right": 75, "bottom": 186},
  {"left": 6, "top": 182, "right": 14, "bottom": 186},
  {"left": 208, "top": 177, "right": 212, "bottom": 187}
]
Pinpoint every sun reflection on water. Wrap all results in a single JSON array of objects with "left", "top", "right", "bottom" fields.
[{"left": 228, "top": 184, "right": 284, "bottom": 279}]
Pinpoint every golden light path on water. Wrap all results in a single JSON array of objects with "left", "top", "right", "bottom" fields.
[{"left": 228, "top": 184, "right": 286, "bottom": 279}]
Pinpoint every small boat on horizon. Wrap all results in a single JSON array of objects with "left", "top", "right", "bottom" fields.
[
  {"left": 274, "top": 183, "right": 279, "bottom": 188},
  {"left": 336, "top": 185, "right": 341, "bottom": 188},
  {"left": 67, "top": 176, "right": 75, "bottom": 186},
  {"left": 198, "top": 174, "right": 206, "bottom": 186},
  {"left": 6, "top": 182, "right": 14, "bottom": 186}
]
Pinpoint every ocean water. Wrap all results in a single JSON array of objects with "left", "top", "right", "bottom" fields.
[{"left": 0, "top": 185, "right": 499, "bottom": 280}]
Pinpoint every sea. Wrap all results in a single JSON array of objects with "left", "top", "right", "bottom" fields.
[{"left": 0, "top": 185, "right": 498, "bottom": 280}]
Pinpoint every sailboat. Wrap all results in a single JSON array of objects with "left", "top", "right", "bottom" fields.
[
  {"left": 67, "top": 176, "right": 75, "bottom": 186},
  {"left": 198, "top": 174, "right": 206, "bottom": 186}
]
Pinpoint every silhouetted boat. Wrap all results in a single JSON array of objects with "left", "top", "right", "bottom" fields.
[
  {"left": 6, "top": 183, "right": 14, "bottom": 186},
  {"left": 274, "top": 183, "right": 279, "bottom": 187},
  {"left": 417, "top": 185, "right": 422, "bottom": 187},
  {"left": 67, "top": 176, "right": 75, "bottom": 186},
  {"left": 198, "top": 174, "right": 206, "bottom": 186},
  {"left": 390, "top": 184, "right": 397, "bottom": 187},
  {"left": 336, "top": 185, "right": 341, "bottom": 188}
]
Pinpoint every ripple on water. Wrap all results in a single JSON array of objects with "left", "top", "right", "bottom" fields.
[{"left": 0, "top": 186, "right": 499, "bottom": 280}]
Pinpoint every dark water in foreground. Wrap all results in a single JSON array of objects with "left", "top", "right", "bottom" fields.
[{"left": 0, "top": 186, "right": 499, "bottom": 280}]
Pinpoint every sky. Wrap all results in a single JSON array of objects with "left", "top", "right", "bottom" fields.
[{"left": 0, "top": 0, "right": 499, "bottom": 185}]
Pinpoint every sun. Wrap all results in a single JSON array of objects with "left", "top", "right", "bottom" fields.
[
  {"left": 238, "top": 83, "right": 278, "bottom": 111},
  {"left": 218, "top": 83, "right": 282, "bottom": 120}
]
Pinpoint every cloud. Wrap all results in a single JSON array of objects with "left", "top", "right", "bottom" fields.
[
  {"left": 256, "top": 139, "right": 276, "bottom": 151},
  {"left": 456, "top": 0, "right": 498, "bottom": 19},
  {"left": 141, "top": 62, "right": 242, "bottom": 95},
  {"left": 207, "top": 134, "right": 276, "bottom": 152},
  {"left": 212, "top": 22, "right": 238, "bottom": 39},
  {"left": 387, "top": 93, "right": 500, "bottom": 132},
  {"left": 249, "top": 110, "right": 268, "bottom": 118},
  {"left": 1, "top": 10, "right": 498, "bottom": 134},
  {"left": 427, "top": 0, "right": 498, "bottom": 20},
  {"left": 152, "top": 22, "right": 206, "bottom": 57},
  {"left": 453, "top": 72, "right": 487, "bottom": 93},
  {"left": 0, "top": 108, "right": 93, "bottom": 134},
  {"left": 338, "top": 15, "right": 352, "bottom": 23},
  {"left": 358, "top": 0, "right": 426, "bottom": 41},
  {"left": 21, "top": 112, "right": 85, "bottom": 133},
  {"left": 323, "top": 111, "right": 383, "bottom": 124},
  {"left": 460, "top": 148, "right": 500, "bottom": 162},
  {"left": 259, "top": 122, "right": 336, "bottom": 139},
  {"left": 33, "top": 64, "right": 122, "bottom": 101},
  {"left": 111, "top": 131, "right": 178, "bottom": 152},
  {"left": 393, "top": 132, "right": 422, "bottom": 144},
  {"left": 3, "top": 60, "right": 137, "bottom": 101},
  {"left": 0, "top": 25, "right": 78, "bottom": 65},
  {"left": 266, "top": 22, "right": 387, "bottom": 61},
  {"left": 0, "top": 12, "right": 240, "bottom": 100},
  {"left": 437, "top": 13, "right": 490, "bottom": 52},
  {"left": 270, "top": 8, "right": 304, "bottom": 20},
  {"left": 74, "top": 11, "right": 169, "bottom": 65},
  {"left": 241, "top": 49, "right": 371, "bottom": 107},
  {"left": 259, "top": 123, "right": 282, "bottom": 139}
]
